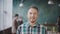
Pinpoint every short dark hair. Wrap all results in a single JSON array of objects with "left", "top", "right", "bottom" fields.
[
  {"left": 59, "top": 16, "right": 60, "bottom": 18},
  {"left": 29, "top": 5, "right": 39, "bottom": 12},
  {"left": 58, "top": 16, "right": 60, "bottom": 19},
  {"left": 15, "top": 14, "right": 19, "bottom": 17}
]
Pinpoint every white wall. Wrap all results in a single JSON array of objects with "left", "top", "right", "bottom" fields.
[
  {"left": 0, "top": 0, "right": 4, "bottom": 31},
  {"left": 0, "top": 0, "right": 12, "bottom": 31}
]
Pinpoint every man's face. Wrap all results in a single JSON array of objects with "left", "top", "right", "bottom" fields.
[
  {"left": 27, "top": 8, "right": 38, "bottom": 23},
  {"left": 15, "top": 16, "right": 18, "bottom": 20}
]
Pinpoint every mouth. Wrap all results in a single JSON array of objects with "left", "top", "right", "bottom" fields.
[
  {"left": 31, "top": 21, "right": 35, "bottom": 23},
  {"left": 31, "top": 18, "right": 35, "bottom": 19}
]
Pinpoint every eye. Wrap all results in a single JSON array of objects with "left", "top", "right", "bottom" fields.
[{"left": 30, "top": 12, "right": 32, "bottom": 14}]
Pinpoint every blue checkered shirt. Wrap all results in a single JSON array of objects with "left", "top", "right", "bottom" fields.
[{"left": 17, "top": 22, "right": 46, "bottom": 34}]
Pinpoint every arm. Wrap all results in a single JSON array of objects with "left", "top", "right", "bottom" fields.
[
  {"left": 45, "top": 28, "right": 47, "bottom": 34},
  {"left": 16, "top": 26, "right": 21, "bottom": 34},
  {"left": 44, "top": 26, "right": 47, "bottom": 34},
  {"left": 40, "top": 25, "right": 47, "bottom": 34},
  {"left": 15, "top": 21, "right": 18, "bottom": 30}
]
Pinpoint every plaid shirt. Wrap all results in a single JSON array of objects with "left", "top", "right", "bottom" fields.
[{"left": 17, "top": 22, "right": 46, "bottom": 34}]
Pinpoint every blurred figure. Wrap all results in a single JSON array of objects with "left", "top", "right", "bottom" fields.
[
  {"left": 18, "top": 16, "right": 23, "bottom": 26},
  {"left": 57, "top": 16, "right": 60, "bottom": 34},
  {"left": 12, "top": 14, "right": 19, "bottom": 34}
]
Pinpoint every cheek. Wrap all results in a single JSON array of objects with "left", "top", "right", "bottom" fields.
[
  {"left": 35, "top": 14, "right": 38, "bottom": 18},
  {"left": 27, "top": 14, "right": 31, "bottom": 19}
]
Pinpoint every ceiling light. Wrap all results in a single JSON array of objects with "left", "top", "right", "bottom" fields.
[
  {"left": 58, "top": 4, "right": 60, "bottom": 7},
  {"left": 48, "top": 0, "right": 54, "bottom": 4},
  {"left": 19, "top": 3, "right": 23, "bottom": 7},
  {"left": 19, "top": 0, "right": 24, "bottom": 7}
]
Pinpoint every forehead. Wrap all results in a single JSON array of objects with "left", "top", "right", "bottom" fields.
[{"left": 28, "top": 8, "right": 38, "bottom": 13}]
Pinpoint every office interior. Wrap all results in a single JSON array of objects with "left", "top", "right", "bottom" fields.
[{"left": 0, "top": 0, "right": 60, "bottom": 34}]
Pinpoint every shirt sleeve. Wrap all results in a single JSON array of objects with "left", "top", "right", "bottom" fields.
[
  {"left": 44, "top": 26, "right": 47, "bottom": 34},
  {"left": 45, "top": 28, "right": 47, "bottom": 34},
  {"left": 40, "top": 25, "right": 47, "bottom": 34},
  {"left": 16, "top": 26, "right": 21, "bottom": 34}
]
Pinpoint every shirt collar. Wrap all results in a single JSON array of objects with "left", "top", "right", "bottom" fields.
[{"left": 26, "top": 21, "right": 39, "bottom": 27}]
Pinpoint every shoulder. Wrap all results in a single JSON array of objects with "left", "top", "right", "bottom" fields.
[
  {"left": 17, "top": 24, "right": 23, "bottom": 30},
  {"left": 40, "top": 24, "right": 46, "bottom": 29},
  {"left": 17, "top": 22, "right": 28, "bottom": 29}
]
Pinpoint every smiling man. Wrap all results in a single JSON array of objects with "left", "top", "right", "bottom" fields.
[{"left": 17, "top": 6, "right": 46, "bottom": 34}]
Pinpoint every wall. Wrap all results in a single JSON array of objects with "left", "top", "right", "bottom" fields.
[
  {"left": 13, "top": 0, "right": 60, "bottom": 24},
  {"left": 0, "top": 0, "right": 12, "bottom": 31},
  {"left": 0, "top": 0, "right": 4, "bottom": 31}
]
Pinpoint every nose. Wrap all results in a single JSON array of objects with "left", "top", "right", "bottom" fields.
[{"left": 31, "top": 14, "right": 34, "bottom": 17}]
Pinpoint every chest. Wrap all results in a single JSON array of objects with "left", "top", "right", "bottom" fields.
[{"left": 21, "top": 26, "right": 41, "bottom": 34}]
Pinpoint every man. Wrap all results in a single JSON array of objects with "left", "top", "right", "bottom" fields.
[
  {"left": 12, "top": 14, "right": 19, "bottom": 34},
  {"left": 17, "top": 6, "right": 46, "bottom": 34},
  {"left": 57, "top": 16, "right": 60, "bottom": 34},
  {"left": 18, "top": 16, "right": 23, "bottom": 26}
]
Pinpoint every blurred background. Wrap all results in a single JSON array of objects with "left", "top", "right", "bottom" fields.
[
  {"left": 0, "top": 0, "right": 60, "bottom": 34},
  {"left": 13, "top": 0, "right": 60, "bottom": 24}
]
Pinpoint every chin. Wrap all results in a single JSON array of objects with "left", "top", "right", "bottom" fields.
[{"left": 31, "top": 22, "right": 34, "bottom": 23}]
